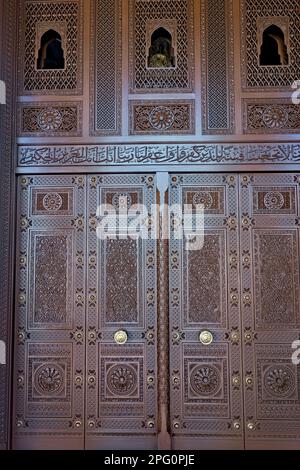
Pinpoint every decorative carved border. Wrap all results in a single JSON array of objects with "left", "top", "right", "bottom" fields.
[
  {"left": 17, "top": 101, "right": 83, "bottom": 137},
  {"left": 90, "top": 0, "right": 122, "bottom": 135},
  {"left": 201, "top": 0, "right": 234, "bottom": 134},
  {"left": 0, "top": 0, "right": 17, "bottom": 450},
  {"left": 129, "top": 100, "right": 195, "bottom": 135},
  {"left": 18, "top": 143, "right": 300, "bottom": 166},
  {"left": 243, "top": 99, "right": 300, "bottom": 134}
]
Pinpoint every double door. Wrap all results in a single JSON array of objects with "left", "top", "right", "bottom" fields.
[{"left": 13, "top": 173, "right": 300, "bottom": 449}]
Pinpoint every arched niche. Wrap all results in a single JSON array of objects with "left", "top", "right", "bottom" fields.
[
  {"left": 146, "top": 20, "right": 177, "bottom": 69},
  {"left": 257, "top": 17, "right": 289, "bottom": 66},
  {"left": 37, "top": 29, "right": 65, "bottom": 70},
  {"left": 35, "top": 22, "right": 67, "bottom": 71}
]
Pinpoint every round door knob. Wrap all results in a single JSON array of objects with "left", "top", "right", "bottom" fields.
[
  {"left": 199, "top": 330, "right": 213, "bottom": 345},
  {"left": 114, "top": 330, "right": 128, "bottom": 345}
]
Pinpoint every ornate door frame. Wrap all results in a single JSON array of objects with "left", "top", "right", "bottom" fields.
[{"left": 0, "top": 0, "right": 17, "bottom": 450}]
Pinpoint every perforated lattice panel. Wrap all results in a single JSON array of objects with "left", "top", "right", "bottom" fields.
[
  {"left": 241, "top": 0, "right": 300, "bottom": 89},
  {"left": 91, "top": 0, "right": 122, "bottom": 135},
  {"left": 19, "top": 0, "right": 83, "bottom": 95},
  {"left": 129, "top": 0, "right": 194, "bottom": 92}
]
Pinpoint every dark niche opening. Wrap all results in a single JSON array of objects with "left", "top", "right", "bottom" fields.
[
  {"left": 37, "top": 29, "right": 65, "bottom": 70},
  {"left": 148, "top": 27, "right": 175, "bottom": 68},
  {"left": 259, "top": 25, "right": 289, "bottom": 66}
]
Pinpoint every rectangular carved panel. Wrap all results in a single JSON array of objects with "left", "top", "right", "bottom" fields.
[
  {"left": 201, "top": 0, "right": 234, "bottom": 134},
  {"left": 169, "top": 174, "right": 244, "bottom": 449},
  {"left": 28, "top": 231, "right": 73, "bottom": 329},
  {"left": 19, "top": 0, "right": 83, "bottom": 95},
  {"left": 243, "top": 99, "right": 300, "bottom": 134},
  {"left": 240, "top": 173, "right": 300, "bottom": 449},
  {"left": 102, "top": 238, "right": 141, "bottom": 324},
  {"left": 253, "top": 186, "right": 296, "bottom": 215},
  {"left": 129, "top": 100, "right": 195, "bottom": 135},
  {"left": 86, "top": 174, "right": 157, "bottom": 450},
  {"left": 254, "top": 230, "right": 300, "bottom": 328},
  {"left": 184, "top": 231, "right": 226, "bottom": 326},
  {"left": 26, "top": 343, "right": 72, "bottom": 418},
  {"left": 129, "top": 0, "right": 194, "bottom": 92},
  {"left": 91, "top": 0, "right": 122, "bottom": 135},
  {"left": 18, "top": 102, "right": 82, "bottom": 137},
  {"left": 13, "top": 175, "right": 86, "bottom": 449},
  {"left": 241, "top": 0, "right": 300, "bottom": 90}
]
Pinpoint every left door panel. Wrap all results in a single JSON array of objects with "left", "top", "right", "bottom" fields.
[{"left": 13, "top": 175, "right": 86, "bottom": 449}]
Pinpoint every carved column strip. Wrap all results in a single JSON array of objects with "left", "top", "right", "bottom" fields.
[
  {"left": 156, "top": 172, "right": 171, "bottom": 450},
  {"left": 0, "top": 0, "right": 17, "bottom": 450}
]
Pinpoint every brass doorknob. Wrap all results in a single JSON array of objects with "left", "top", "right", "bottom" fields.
[
  {"left": 199, "top": 330, "right": 213, "bottom": 345},
  {"left": 114, "top": 330, "right": 128, "bottom": 345}
]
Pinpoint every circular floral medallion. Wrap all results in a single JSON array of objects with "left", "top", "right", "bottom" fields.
[
  {"left": 192, "top": 191, "right": 213, "bottom": 209},
  {"left": 112, "top": 192, "right": 132, "bottom": 210},
  {"left": 264, "top": 366, "right": 295, "bottom": 398},
  {"left": 34, "top": 363, "right": 64, "bottom": 395},
  {"left": 37, "top": 108, "right": 63, "bottom": 131},
  {"left": 149, "top": 106, "right": 175, "bottom": 130},
  {"left": 42, "top": 192, "right": 63, "bottom": 212},
  {"left": 107, "top": 364, "right": 137, "bottom": 396},
  {"left": 263, "top": 191, "right": 284, "bottom": 210},
  {"left": 190, "top": 364, "right": 221, "bottom": 396},
  {"left": 262, "top": 106, "right": 288, "bottom": 129}
]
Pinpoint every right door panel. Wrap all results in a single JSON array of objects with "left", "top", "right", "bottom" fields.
[
  {"left": 169, "top": 174, "right": 244, "bottom": 450},
  {"left": 240, "top": 173, "right": 300, "bottom": 449}
]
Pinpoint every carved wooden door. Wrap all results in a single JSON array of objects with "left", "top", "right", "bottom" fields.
[
  {"left": 85, "top": 174, "right": 158, "bottom": 450},
  {"left": 240, "top": 173, "right": 300, "bottom": 449},
  {"left": 13, "top": 175, "right": 86, "bottom": 449},
  {"left": 169, "top": 174, "right": 244, "bottom": 449}
]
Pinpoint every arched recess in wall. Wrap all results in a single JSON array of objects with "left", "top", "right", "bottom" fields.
[
  {"left": 259, "top": 24, "right": 289, "bottom": 66},
  {"left": 148, "top": 27, "right": 175, "bottom": 68},
  {"left": 37, "top": 29, "right": 65, "bottom": 70}
]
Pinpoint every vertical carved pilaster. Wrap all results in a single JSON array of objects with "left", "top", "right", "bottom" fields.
[{"left": 157, "top": 173, "right": 171, "bottom": 450}]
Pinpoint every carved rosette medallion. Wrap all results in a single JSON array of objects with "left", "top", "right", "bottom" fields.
[
  {"left": 190, "top": 365, "right": 222, "bottom": 397},
  {"left": 264, "top": 366, "right": 295, "bottom": 398},
  {"left": 42, "top": 192, "right": 63, "bottom": 212},
  {"left": 262, "top": 106, "right": 288, "bottom": 129},
  {"left": 34, "top": 363, "right": 65, "bottom": 396},
  {"left": 37, "top": 108, "right": 63, "bottom": 131},
  {"left": 106, "top": 364, "right": 138, "bottom": 397},
  {"left": 192, "top": 191, "right": 213, "bottom": 209},
  {"left": 263, "top": 191, "right": 285, "bottom": 210},
  {"left": 149, "top": 106, "right": 175, "bottom": 130}
]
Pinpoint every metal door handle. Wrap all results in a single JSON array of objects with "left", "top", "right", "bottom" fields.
[
  {"left": 114, "top": 330, "right": 128, "bottom": 345},
  {"left": 199, "top": 330, "right": 213, "bottom": 345}
]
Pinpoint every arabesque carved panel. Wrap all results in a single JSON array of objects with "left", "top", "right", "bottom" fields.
[
  {"left": 130, "top": 101, "right": 194, "bottom": 135},
  {"left": 243, "top": 99, "right": 300, "bottom": 134},
  {"left": 18, "top": 102, "right": 82, "bottom": 137}
]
